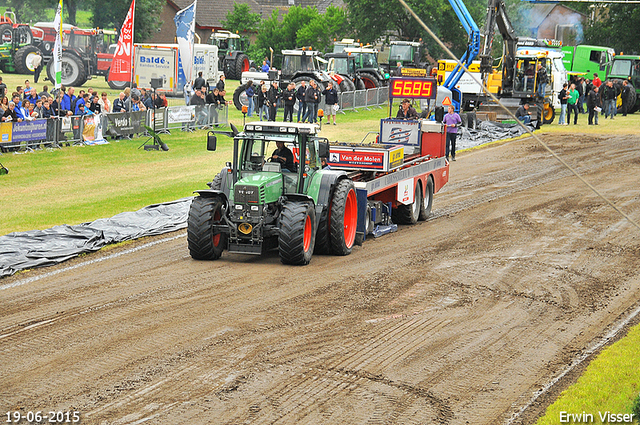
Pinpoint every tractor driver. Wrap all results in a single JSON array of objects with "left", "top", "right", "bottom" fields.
[
  {"left": 271, "top": 140, "right": 295, "bottom": 172},
  {"left": 397, "top": 98, "right": 419, "bottom": 120}
]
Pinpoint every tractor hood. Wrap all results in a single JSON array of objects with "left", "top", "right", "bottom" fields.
[{"left": 232, "top": 172, "right": 283, "bottom": 205}]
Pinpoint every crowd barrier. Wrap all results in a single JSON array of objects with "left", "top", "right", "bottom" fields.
[
  {"left": 0, "top": 105, "right": 229, "bottom": 153},
  {"left": 271, "top": 86, "right": 388, "bottom": 118}
]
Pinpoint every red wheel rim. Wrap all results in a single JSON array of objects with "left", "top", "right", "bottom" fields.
[
  {"left": 213, "top": 207, "right": 222, "bottom": 246},
  {"left": 363, "top": 78, "right": 376, "bottom": 89},
  {"left": 303, "top": 214, "right": 312, "bottom": 252},
  {"left": 242, "top": 58, "right": 250, "bottom": 72},
  {"left": 343, "top": 189, "right": 357, "bottom": 248}
]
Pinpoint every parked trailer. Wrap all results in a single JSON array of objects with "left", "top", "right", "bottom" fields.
[
  {"left": 128, "top": 43, "right": 219, "bottom": 95},
  {"left": 188, "top": 75, "right": 447, "bottom": 265}
]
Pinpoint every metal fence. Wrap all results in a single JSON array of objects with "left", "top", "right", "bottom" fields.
[{"left": 0, "top": 105, "right": 230, "bottom": 153}]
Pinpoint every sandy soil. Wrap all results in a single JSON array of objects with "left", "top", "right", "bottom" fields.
[{"left": 2, "top": 133, "right": 640, "bottom": 425}]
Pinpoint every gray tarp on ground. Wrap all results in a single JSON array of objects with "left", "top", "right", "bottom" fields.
[
  {"left": 0, "top": 197, "right": 192, "bottom": 278},
  {"left": 457, "top": 120, "right": 535, "bottom": 151}
]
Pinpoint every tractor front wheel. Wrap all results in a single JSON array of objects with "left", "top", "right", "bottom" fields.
[
  {"left": 279, "top": 202, "right": 316, "bottom": 265},
  {"left": 187, "top": 195, "right": 227, "bottom": 260}
]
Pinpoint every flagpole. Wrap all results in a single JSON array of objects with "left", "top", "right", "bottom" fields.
[{"left": 130, "top": 0, "right": 136, "bottom": 88}]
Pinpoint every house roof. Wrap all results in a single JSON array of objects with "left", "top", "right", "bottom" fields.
[{"left": 168, "top": 0, "right": 344, "bottom": 29}]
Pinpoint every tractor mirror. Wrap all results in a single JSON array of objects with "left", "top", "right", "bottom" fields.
[
  {"left": 318, "top": 141, "right": 330, "bottom": 158},
  {"left": 207, "top": 132, "right": 217, "bottom": 151}
]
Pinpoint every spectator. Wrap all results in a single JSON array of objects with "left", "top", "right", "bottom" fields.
[
  {"left": 396, "top": 98, "right": 419, "bottom": 119},
  {"left": 302, "top": 80, "right": 320, "bottom": 123},
  {"left": 38, "top": 85, "right": 50, "bottom": 99},
  {"left": 282, "top": 82, "right": 296, "bottom": 122},
  {"left": 16, "top": 86, "right": 23, "bottom": 100},
  {"left": 33, "top": 51, "right": 43, "bottom": 83},
  {"left": 193, "top": 72, "right": 206, "bottom": 91},
  {"left": 41, "top": 97, "right": 54, "bottom": 119},
  {"left": 33, "top": 98, "right": 44, "bottom": 119},
  {"left": 0, "top": 96, "right": 8, "bottom": 113},
  {"left": 77, "top": 103, "right": 88, "bottom": 116},
  {"left": 98, "top": 92, "right": 111, "bottom": 113},
  {"left": 536, "top": 61, "right": 548, "bottom": 99},
  {"left": 75, "top": 93, "right": 89, "bottom": 115},
  {"left": 25, "top": 88, "right": 39, "bottom": 104},
  {"left": 89, "top": 95, "right": 101, "bottom": 114},
  {"left": 0, "top": 77, "right": 6, "bottom": 99},
  {"left": 183, "top": 80, "right": 193, "bottom": 105},
  {"left": 558, "top": 82, "right": 569, "bottom": 125},
  {"left": 621, "top": 80, "right": 631, "bottom": 116},
  {"left": 218, "top": 90, "right": 227, "bottom": 107},
  {"left": 586, "top": 84, "right": 601, "bottom": 125},
  {"left": 2, "top": 101, "right": 21, "bottom": 122},
  {"left": 267, "top": 81, "right": 280, "bottom": 121},
  {"left": 61, "top": 87, "right": 73, "bottom": 113},
  {"left": 515, "top": 103, "right": 531, "bottom": 124},
  {"left": 159, "top": 92, "right": 168, "bottom": 107},
  {"left": 443, "top": 104, "right": 461, "bottom": 161},
  {"left": 257, "top": 84, "right": 268, "bottom": 121},
  {"left": 153, "top": 92, "right": 164, "bottom": 109},
  {"left": 602, "top": 80, "right": 618, "bottom": 119},
  {"left": 123, "top": 87, "right": 132, "bottom": 111},
  {"left": 592, "top": 73, "right": 602, "bottom": 88},
  {"left": 12, "top": 94, "right": 22, "bottom": 109},
  {"left": 577, "top": 77, "right": 586, "bottom": 114},
  {"left": 296, "top": 81, "right": 307, "bottom": 122},
  {"left": 20, "top": 100, "right": 33, "bottom": 121},
  {"left": 113, "top": 92, "right": 128, "bottom": 113},
  {"left": 261, "top": 60, "right": 270, "bottom": 72},
  {"left": 131, "top": 94, "right": 146, "bottom": 112},
  {"left": 322, "top": 81, "right": 338, "bottom": 125},
  {"left": 567, "top": 83, "right": 579, "bottom": 125},
  {"left": 141, "top": 89, "right": 153, "bottom": 109},
  {"left": 23, "top": 80, "right": 31, "bottom": 94},
  {"left": 206, "top": 87, "right": 218, "bottom": 105},
  {"left": 216, "top": 74, "right": 225, "bottom": 92},
  {"left": 189, "top": 88, "right": 207, "bottom": 128},
  {"left": 245, "top": 81, "right": 255, "bottom": 117}
]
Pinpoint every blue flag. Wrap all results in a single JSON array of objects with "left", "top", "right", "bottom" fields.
[{"left": 174, "top": 0, "right": 196, "bottom": 90}]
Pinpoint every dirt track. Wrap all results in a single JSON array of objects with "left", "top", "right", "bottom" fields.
[{"left": 2, "top": 133, "right": 640, "bottom": 425}]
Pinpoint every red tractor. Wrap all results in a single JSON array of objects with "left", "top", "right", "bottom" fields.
[{"left": 34, "top": 22, "right": 117, "bottom": 87}]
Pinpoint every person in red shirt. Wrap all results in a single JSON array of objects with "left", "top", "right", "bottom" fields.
[{"left": 592, "top": 73, "right": 602, "bottom": 88}]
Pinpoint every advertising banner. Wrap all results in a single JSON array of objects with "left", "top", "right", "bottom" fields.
[
  {"left": 12, "top": 120, "right": 47, "bottom": 142},
  {"left": 105, "top": 111, "right": 147, "bottom": 136},
  {"left": 167, "top": 106, "right": 195, "bottom": 124},
  {"left": 380, "top": 119, "right": 420, "bottom": 147}
]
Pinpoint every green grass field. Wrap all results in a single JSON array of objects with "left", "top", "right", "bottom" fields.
[{"left": 2, "top": 71, "right": 640, "bottom": 425}]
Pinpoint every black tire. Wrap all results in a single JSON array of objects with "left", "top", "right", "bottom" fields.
[
  {"left": 107, "top": 79, "right": 130, "bottom": 90},
  {"left": 355, "top": 77, "right": 366, "bottom": 90},
  {"left": 613, "top": 79, "right": 637, "bottom": 114},
  {"left": 234, "top": 53, "right": 250, "bottom": 80},
  {"left": 46, "top": 52, "right": 86, "bottom": 87},
  {"left": 358, "top": 71, "right": 380, "bottom": 89},
  {"left": 209, "top": 171, "right": 224, "bottom": 190},
  {"left": 187, "top": 196, "right": 227, "bottom": 260},
  {"left": 343, "top": 77, "right": 356, "bottom": 92},
  {"left": 0, "top": 24, "right": 12, "bottom": 44},
  {"left": 233, "top": 83, "right": 248, "bottom": 111},
  {"left": 419, "top": 177, "right": 434, "bottom": 221},
  {"left": 14, "top": 45, "right": 41, "bottom": 74},
  {"left": 329, "top": 179, "right": 358, "bottom": 256},
  {"left": 279, "top": 202, "right": 316, "bottom": 265},
  {"left": 392, "top": 180, "right": 421, "bottom": 225},
  {"left": 17, "top": 26, "right": 32, "bottom": 45}
]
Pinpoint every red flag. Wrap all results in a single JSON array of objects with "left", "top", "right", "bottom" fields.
[{"left": 108, "top": 0, "right": 135, "bottom": 83}]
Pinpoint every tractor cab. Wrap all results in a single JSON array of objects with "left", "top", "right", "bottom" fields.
[{"left": 388, "top": 41, "right": 423, "bottom": 68}]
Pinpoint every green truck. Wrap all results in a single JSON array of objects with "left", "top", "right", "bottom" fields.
[{"left": 561, "top": 45, "right": 614, "bottom": 81}]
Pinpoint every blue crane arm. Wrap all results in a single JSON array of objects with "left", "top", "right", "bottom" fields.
[{"left": 443, "top": 0, "right": 481, "bottom": 110}]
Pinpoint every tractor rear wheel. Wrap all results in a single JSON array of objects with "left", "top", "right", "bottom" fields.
[
  {"left": 234, "top": 53, "right": 250, "bottom": 80},
  {"left": 339, "top": 77, "right": 356, "bottom": 92},
  {"left": 0, "top": 24, "right": 12, "bottom": 44},
  {"left": 47, "top": 52, "right": 86, "bottom": 87},
  {"left": 14, "top": 45, "right": 40, "bottom": 74},
  {"left": 187, "top": 196, "right": 227, "bottom": 260},
  {"left": 233, "top": 83, "right": 248, "bottom": 111},
  {"left": 279, "top": 202, "right": 316, "bottom": 265},
  {"left": 107, "top": 79, "right": 130, "bottom": 90},
  {"left": 392, "top": 180, "right": 421, "bottom": 225},
  {"left": 358, "top": 72, "right": 380, "bottom": 89},
  {"left": 419, "top": 178, "right": 434, "bottom": 221},
  {"left": 329, "top": 179, "right": 358, "bottom": 256}
]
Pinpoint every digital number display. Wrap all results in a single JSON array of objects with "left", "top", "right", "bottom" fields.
[{"left": 390, "top": 77, "right": 436, "bottom": 100}]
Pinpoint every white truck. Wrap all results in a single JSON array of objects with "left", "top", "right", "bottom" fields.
[{"left": 132, "top": 43, "right": 220, "bottom": 96}]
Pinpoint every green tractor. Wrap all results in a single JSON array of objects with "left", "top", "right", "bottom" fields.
[
  {"left": 188, "top": 122, "right": 359, "bottom": 265},
  {"left": 209, "top": 30, "right": 250, "bottom": 80}
]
